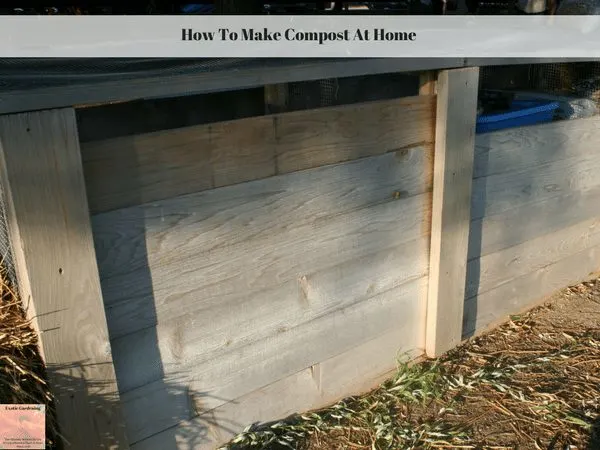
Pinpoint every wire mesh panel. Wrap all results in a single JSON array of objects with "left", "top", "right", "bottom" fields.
[
  {"left": 479, "top": 62, "right": 600, "bottom": 121},
  {"left": 0, "top": 184, "right": 17, "bottom": 287}
]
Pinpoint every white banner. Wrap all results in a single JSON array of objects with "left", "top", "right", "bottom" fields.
[{"left": 1, "top": 15, "right": 600, "bottom": 58}]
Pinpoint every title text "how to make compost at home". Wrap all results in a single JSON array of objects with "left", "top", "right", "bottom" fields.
[{"left": 181, "top": 28, "right": 417, "bottom": 44}]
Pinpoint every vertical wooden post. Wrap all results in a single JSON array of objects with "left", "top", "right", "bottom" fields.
[
  {"left": 425, "top": 67, "right": 479, "bottom": 357},
  {"left": 419, "top": 71, "right": 437, "bottom": 96},
  {"left": 0, "top": 109, "right": 128, "bottom": 449},
  {"left": 264, "top": 84, "right": 289, "bottom": 114}
]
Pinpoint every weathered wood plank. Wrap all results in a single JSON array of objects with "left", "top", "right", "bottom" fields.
[
  {"left": 264, "top": 83, "right": 289, "bottom": 114},
  {"left": 473, "top": 114, "right": 600, "bottom": 179},
  {"left": 82, "top": 96, "right": 435, "bottom": 214},
  {"left": 418, "top": 71, "right": 437, "bottom": 96},
  {"left": 130, "top": 324, "right": 424, "bottom": 450},
  {"left": 464, "top": 242, "right": 600, "bottom": 336},
  {"left": 466, "top": 216, "right": 600, "bottom": 299},
  {"left": 469, "top": 183, "right": 600, "bottom": 260},
  {"left": 94, "top": 150, "right": 432, "bottom": 442},
  {"left": 425, "top": 67, "right": 479, "bottom": 358},
  {"left": 471, "top": 147, "right": 600, "bottom": 221},
  {"left": 124, "top": 276, "right": 428, "bottom": 446},
  {"left": 94, "top": 148, "right": 432, "bottom": 338},
  {"left": 112, "top": 234, "right": 429, "bottom": 394},
  {"left": 0, "top": 109, "right": 128, "bottom": 449}
]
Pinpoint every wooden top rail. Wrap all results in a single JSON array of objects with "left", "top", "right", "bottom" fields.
[{"left": 0, "top": 57, "right": 595, "bottom": 115}]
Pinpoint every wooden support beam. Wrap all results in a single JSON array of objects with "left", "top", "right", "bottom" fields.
[
  {"left": 0, "top": 109, "right": 128, "bottom": 449},
  {"left": 425, "top": 67, "right": 479, "bottom": 357},
  {"left": 264, "top": 84, "right": 289, "bottom": 114},
  {"left": 419, "top": 71, "right": 437, "bottom": 96}
]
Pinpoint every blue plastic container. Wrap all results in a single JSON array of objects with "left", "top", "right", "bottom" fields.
[{"left": 476, "top": 100, "right": 560, "bottom": 134}]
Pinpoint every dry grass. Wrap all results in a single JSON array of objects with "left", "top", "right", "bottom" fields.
[
  {"left": 223, "top": 279, "right": 600, "bottom": 450},
  {"left": 0, "top": 264, "right": 58, "bottom": 448}
]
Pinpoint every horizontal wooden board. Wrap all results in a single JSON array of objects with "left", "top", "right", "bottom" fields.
[
  {"left": 469, "top": 183, "right": 600, "bottom": 260},
  {"left": 112, "top": 234, "right": 429, "bottom": 393},
  {"left": 82, "top": 95, "right": 435, "bottom": 214},
  {"left": 94, "top": 148, "right": 432, "bottom": 337},
  {"left": 2, "top": 58, "right": 589, "bottom": 115},
  {"left": 473, "top": 114, "right": 600, "bottom": 179},
  {"left": 466, "top": 216, "right": 600, "bottom": 299},
  {"left": 125, "top": 277, "right": 428, "bottom": 446},
  {"left": 471, "top": 148, "right": 600, "bottom": 221},
  {"left": 464, "top": 242, "right": 600, "bottom": 336}
]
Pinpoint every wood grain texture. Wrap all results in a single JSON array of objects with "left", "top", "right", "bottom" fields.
[
  {"left": 125, "top": 277, "right": 428, "bottom": 447},
  {"left": 464, "top": 242, "right": 600, "bottom": 336},
  {"left": 130, "top": 324, "right": 425, "bottom": 450},
  {"left": 93, "top": 150, "right": 432, "bottom": 443},
  {"left": 0, "top": 109, "right": 128, "bottom": 449},
  {"left": 94, "top": 148, "right": 433, "bottom": 340},
  {"left": 103, "top": 154, "right": 432, "bottom": 392},
  {"left": 0, "top": 58, "right": 585, "bottom": 115},
  {"left": 473, "top": 114, "right": 600, "bottom": 180},
  {"left": 466, "top": 216, "right": 600, "bottom": 300},
  {"left": 425, "top": 67, "right": 479, "bottom": 358},
  {"left": 81, "top": 95, "right": 435, "bottom": 214},
  {"left": 471, "top": 147, "right": 600, "bottom": 220},
  {"left": 418, "top": 71, "right": 437, "bottom": 96},
  {"left": 470, "top": 175, "right": 600, "bottom": 261},
  {"left": 264, "top": 84, "right": 289, "bottom": 114}
]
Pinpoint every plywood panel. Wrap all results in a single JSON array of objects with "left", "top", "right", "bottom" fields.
[
  {"left": 82, "top": 96, "right": 435, "bottom": 214},
  {"left": 0, "top": 109, "right": 128, "bottom": 449}
]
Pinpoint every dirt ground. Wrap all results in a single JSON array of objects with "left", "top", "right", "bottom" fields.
[{"left": 225, "top": 279, "right": 600, "bottom": 450}]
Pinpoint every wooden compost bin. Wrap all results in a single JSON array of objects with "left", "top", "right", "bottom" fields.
[{"left": 0, "top": 60, "right": 599, "bottom": 450}]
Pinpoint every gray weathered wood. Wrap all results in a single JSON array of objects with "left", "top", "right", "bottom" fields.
[
  {"left": 104, "top": 175, "right": 430, "bottom": 393},
  {"left": 0, "top": 109, "right": 128, "bottom": 449},
  {"left": 473, "top": 115, "right": 600, "bottom": 179},
  {"left": 470, "top": 183, "right": 600, "bottom": 260},
  {"left": 94, "top": 150, "right": 432, "bottom": 443},
  {"left": 130, "top": 323, "right": 425, "bottom": 450},
  {"left": 94, "top": 147, "right": 432, "bottom": 340},
  {"left": 125, "top": 277, "right": 428, "bottom": 446},
  {"left": 471, "top": 147, "right": 600, "bottom": 221},
  {"left": 464, "top": 242, "right": 600, "bottom": 336},
  {"left": 466, "top": 216, "right": 600, "bottom": 300},
  {"left": 0, "top": 58, "right": 590, "bottom": 115},
  {"left": 82, "top": 95, "right": 435, "bottom": 213},
  {"left": 425, "top": 67, "right": 479, "bottom": 358}
]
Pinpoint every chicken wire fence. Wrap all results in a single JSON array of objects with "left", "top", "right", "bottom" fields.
[{"left": 0, "top": 185, "right": 16, "bottom": 287}]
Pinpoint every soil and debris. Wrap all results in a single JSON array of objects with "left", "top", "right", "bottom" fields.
[
  {"left": 0, "top": 265, "right": 59, "bottom": 448},
  {"left": 224, "top": 279, "right": 600, "bottom": 450}
]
